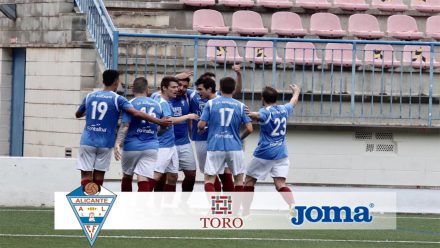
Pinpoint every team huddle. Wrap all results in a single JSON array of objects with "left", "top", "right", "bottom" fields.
[{"left": 75, "top": 67, "right": 300, "bottom": 208}]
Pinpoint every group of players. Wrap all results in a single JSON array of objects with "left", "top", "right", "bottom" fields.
[{"left": 75, "top": 66, "right": 300, "bottom": 208}]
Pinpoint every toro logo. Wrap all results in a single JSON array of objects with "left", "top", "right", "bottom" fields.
[
  {"left": 200, "top": 195, "right": 243, "bottom": 229},
  {"left": 291, "top": 205, "right": 374, "bottom": 225}
]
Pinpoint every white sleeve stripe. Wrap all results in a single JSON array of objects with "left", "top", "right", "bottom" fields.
[{"left": 114, "top": 95, "right": 120, "bottom": 112}]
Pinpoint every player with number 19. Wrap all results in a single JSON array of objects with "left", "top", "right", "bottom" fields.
[{"left": 75, "top": 70, "right": 172, "bottom": 192}]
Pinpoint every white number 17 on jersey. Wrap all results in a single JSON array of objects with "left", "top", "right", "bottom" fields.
[{"left": 219, "top": 108, "right": 234, "bottom": 127}]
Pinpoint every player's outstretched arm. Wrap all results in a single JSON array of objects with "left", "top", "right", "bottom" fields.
[
  {"left": 171, "top": 113, "right": 199, "bottom": 124},
  {"left": 126, "top": 107, "right": 172, "bottom": 127},
  {"left": 240, "top": 123, "right": 253, "bottom": 140},
  {"left": 232, "top": 64, "right": 242, "bottom": 97},
  {"left": 248, "top": 112, "right": 260, "bottom": 121},
  {"left": 289, "top": 84, "right": 301, "bottom": 107},
  {"left": 114, "top": 124, "right": 129, "bottom": 161}
]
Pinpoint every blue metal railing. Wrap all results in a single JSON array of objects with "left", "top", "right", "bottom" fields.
[
  {"left": 75, "top": 1, "right": 440, "bottom": 126},
  {"left": 75, "top": 0, "right": 119, "bottom": 69}
]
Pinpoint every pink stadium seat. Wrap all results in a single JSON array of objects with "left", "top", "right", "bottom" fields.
[
  {"left": 371, "top": 0, "right": 408, "bottom": 12},
  {"left": 271, "top": 12, "right": 307, "bottom": 37},
  {"left": 232, "top": 11, "right": 268, "bottom": 36},
  {"left": 206, "top": 40, "right": 243, "bottom": 63},
  {"left": 219, "top": 0, "right": 255, "bottom": 8},
  {"left": 296, "top": 0, "right": 331, "bottom": 10},
  {"left": 348, "top": 14, "right": 384, "bottom": 39},
  {"left": 193, "top": 9, "right": 229, "bottom": 35},
  {"left": 426, "top": 16, "right": 440, "bottom": 40},
  {"left": 310, "top": 13, "right": 347, "bottom": 38},
  {"left": 257, "top": 0, "right": 293, "bottom": 8},
  {"left": 402, "top": 45, "right": 440, "bottom": 69},
  {"left": 411, "top": 0, "right": 440, "bottom": 13},
  {"left": 245, "top": 41, "right": 282, "bottom": 64},
  {"left": 363, "top": 44, "right": 400, "bottom": 68},
  {"left": 333, "top": 0, "right": 369, "bottom": 11},
  {"left": 387, "top": 15, "right": 424, "bottom": 40},
  {"left": 181, "top": 0, "right": 215, "bottom": 7},
  {"left": 286, "top": 42, "right": 322, "bottom": 66},
  {"left": 325, "top": 43, "right": 361, "bottom": 67}
]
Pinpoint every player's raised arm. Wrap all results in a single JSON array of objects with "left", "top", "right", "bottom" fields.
[
  {"left": 289, "top": 84, "right": 301, "bottom": 107},
  {"left": 125, "top": 107, "right": 172, "bottom": 127},
  {"left": 175, "top": 70, "right": 193, "bottom": 80},
  {"left": 232, "top": 64, "right": 242, "bottom": 97}
]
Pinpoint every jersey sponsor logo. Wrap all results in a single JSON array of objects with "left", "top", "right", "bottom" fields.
[
  {"left": 291, "top": 205, "right": 373, "bottom": 226},
  {"left": 66, "top": 184, "right": 117, "bottom": 246},
  {"left": 86, "top": 125, "right": 108, "bottom": 133},
  {"left": 172, "top": 106, "right": 183, "bottom": 117}
]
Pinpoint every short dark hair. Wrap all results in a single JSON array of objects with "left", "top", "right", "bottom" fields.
[
  {"left": 102, "top": 69, "right": 119, "bottom": 86},
  {"left": 132, "top": 77, "right": 148, "bottom": 94},
  {"left": 199, "top": 72, "right": 216, "bottom": 80},
  {"left": 161, "top": 76, "right": 178, "bottom": 92},
  {"left": 220, "top": 77, "right": 236, "bottom": 94},
  {"left": 196, "top": 77, "right": 216, "bottom": 93},
  {"left": 262, "top": 86, "right": 278, "bottom": 104}
]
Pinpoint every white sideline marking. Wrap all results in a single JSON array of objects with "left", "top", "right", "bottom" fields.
[
  {"left": 0, "top": 209, "right": 53, "bottom": 212},
  {"left": 0, "top": 234, "right": 439, "bottom": 244}
]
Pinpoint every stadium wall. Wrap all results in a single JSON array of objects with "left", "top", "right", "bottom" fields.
[
  {"left": 0, "top": 48, "right": 11, "bottom": 155},
  {"left": 23, "top": 48, "right": 96, "bottom": 157}
]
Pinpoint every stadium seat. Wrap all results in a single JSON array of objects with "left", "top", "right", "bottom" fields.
[
  {"left": 271, "top": 12, "right": 307, "bottom": 37},
  {"left": 371, "top": 0, "right": 408, "bottom": 12},
  {"left": 219, "top": 0, "right": 255, "bottom": 8},
  {"left": 411, "top": 0, "right": 440, "bottom": 13},
  {"left": 325, "top": 43, "right": 361, "bottom": 67},
  {"left": 257, "top": 0, "right": 293, "bottom": 8},
  {"left": 333, "top": 0, "right": 369, "bottom": 11},
  {"left": 295, "top": 0, "right": 331, "bottom": 10},
  {"left": 181, "top": 0, "right": 215, "bottom": 7},
  {"left": 363, "top": 44, "right": 400, "bottom": 68},
  {"left": 310, "top": 13, "right": 347, "bottom": 39},
  {"left": 387, "top": 15, "right": 424, "bottom": 40},
  {"left": 286, "top": 42, "right": 322, "bottom": 66},
  {"left": 206, "top": 39, "right": 243, "bottom": 63},
  {"left": 193, "top": 9, "right": 229, "bottom": 35},
  {"left": 402, "top": 45, "right": 440, "bottom": 69},
  {"left": 426, "top": 16, "right": 440, "bottom": 40},
  {"left": 245, "top": 41, "right": 282, "bottom": 64},
  {"left": 348, "top": 14, "right": 384, "bottom": 39},
  {"left": 232, "top": 11, "right": 268, "bottom": 36}
]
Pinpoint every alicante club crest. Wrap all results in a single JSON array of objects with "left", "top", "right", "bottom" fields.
[{"left": 66, "top": 183, "right": 117, "bottom": 246}]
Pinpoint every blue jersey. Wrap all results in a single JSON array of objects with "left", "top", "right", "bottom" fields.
[
  {"left": 153, "top": 96, "right": 175, "bottom": 148},
  {"left": 200, "top": 96, "right": 251, "bottom": 151},
  {"left": 189, "top": 91, "right": 209, "bottom": 141},
  {"left": 122, "top": 96, "right": 163, "bottom": 151},
  {"left": 170, "top": 95, "right": 190, "bottom": 146},
  {"left": 253, "top": 103, "right": 294, "bottom": 160},
  {"left": 79, "top": 90, "right": 133, "bottom": 148}
]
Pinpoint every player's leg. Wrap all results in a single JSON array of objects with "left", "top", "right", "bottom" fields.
[
  {"left": 153, "top": 147, "right": 172, "bottom": 191},
  {"left": 77, "top": 145, "right": 96, "bottom": 191},
  {"left": 195, "top": 141, "right": 221, "bottom": 192},
  {"left": 121, "top": 150, "right": 140, "bottom": 192},
  {"left": 271, "top": 158, "right": 294, "bottom": 207},
  {"left": 225, "top": 151, "right": 246, "bottom": 192},
  {"left": 164, "top": 146, "right": 179, "bottom": 192},
  {"left": 177, "top": 144, "right": 196, "bottom": 192},
  {"left": 204, "top": 151, "right": 226, "bottom": 192},
  {"left": 219, "top": 167, "right": 234, "bottom": 192},
  {"left": 92, "top": 147, "right": 112, "bottom": 186},
  {"left": 242, "top": 175, "right": 258, "bottom": 216},
  {"left": 134, "top": 149, "right": 158, "bottom": 192}
]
